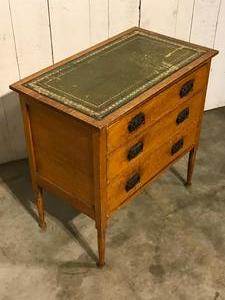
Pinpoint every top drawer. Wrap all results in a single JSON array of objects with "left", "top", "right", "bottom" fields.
[{"left": 107, "top": 64, "right": 209, "bottom": 153}]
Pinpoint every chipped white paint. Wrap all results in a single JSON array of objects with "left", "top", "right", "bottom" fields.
[{"left": 0, "top": 0, "right": 225, "bottom": 163}]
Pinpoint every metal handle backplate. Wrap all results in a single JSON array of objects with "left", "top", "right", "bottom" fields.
[
  {"left": 176, "top": 107, "right": 189, "bottom": 125},
  {"left": 171, "top": 138, "right": 184, "bottom": 155},
  {"left": 180, "top": 80, "right": 194, "bottom": 98},
  {"left": 125, "top": 173, "right": 140, "bottom": 192},
  {"left": 128, "top": 112, "right": 145, "bottom": 133},
  {"left": 127, "top": 141, "right": 144, "bottom": 161}
]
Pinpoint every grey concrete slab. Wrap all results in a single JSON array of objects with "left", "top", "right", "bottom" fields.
[{"left": 0, "top": 107, "right": 225, "bottom": 300}]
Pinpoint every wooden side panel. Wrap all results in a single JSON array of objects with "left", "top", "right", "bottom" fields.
[
  {"left": 141, "top": 0, "right": 179, "bottom": 36},
  {"left": 90, "top": 0, "right": 109, "bottom": 45},
  {"left": 26, "top": 99, "right": 94, "bottom": 207},
  {"left": 49, "top": 0, "right": 90, "bottom": 62},
  {"left": 109, "top": 0, "right": 139, "bottom": 36}
]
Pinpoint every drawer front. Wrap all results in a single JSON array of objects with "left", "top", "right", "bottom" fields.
[
  {"left": 107, "top": 91, "right": 204, "bottom": 182},
  {"left": 107, "top": 64, "right": 209, "bottom": 153},
  {"left": 107, "top": 126, "right": 197, "bottom": 213}
]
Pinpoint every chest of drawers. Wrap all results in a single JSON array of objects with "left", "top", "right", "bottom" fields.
[{"left": 10, "top": 27, "right": 218, "bottom": 267}]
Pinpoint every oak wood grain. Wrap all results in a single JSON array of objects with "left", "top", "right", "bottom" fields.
[
  {"left": 25, "top": 96, "right": 95, "bottom": 207},
  {"left": 107, "top": 90, "right": 206, "bottom": 181}
]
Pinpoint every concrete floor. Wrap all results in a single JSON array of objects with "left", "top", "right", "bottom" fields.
[{"left": 0, "top": 107, "right": 225, "bottom": 300}]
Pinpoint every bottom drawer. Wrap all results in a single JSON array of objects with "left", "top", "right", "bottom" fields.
[{"left": 107, "top": 125, "right": 198, "bottom": 213}]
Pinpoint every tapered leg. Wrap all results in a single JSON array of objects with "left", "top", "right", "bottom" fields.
[
  {"left": 36, "top": 188, "right": 46, "bottom": 230},
  {"left": 97, "top": 228, "right": 106, "bottom": 268},
  {"left": 186, "top": 147, "right": 197, "bottom": 186}
]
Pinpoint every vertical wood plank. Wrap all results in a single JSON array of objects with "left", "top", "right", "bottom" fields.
[
  {"left": 1, "top": 92, "right": 26, "bottom": 161},
  {"left": 0, "top": 0, "right": 23, "bottom": 163},
  {"left": 90, "top": 0, "right": 108, "bottom": 45},
  {"left": 9, "top": 0, "right": 53, "bottom": 77},
  {"left": 109, "top": 0, "right": 139, "bottom": 36},
  {"left": 175, "top": 0, "right": 195, "bottom": 41},
  {"left": 0, "top": 101, "right": 12, "bottom": 163},
  {"left": 3, "top": 0, "right": 54, "bottom": 162},
  {"left": 190, "top": 0, "right": 221, "bottom": 47},
  {"left": 205, "top": 0, "right": 225, "bottom": 109},
  {"left": 190, "top": 0, "right": 222, "bottom": 110},
  {"left": 49, "top": 0, "right": 90, "bottom": 62},
  {"left": 141, "top": 0, "right": 179, "bottom": 36}
]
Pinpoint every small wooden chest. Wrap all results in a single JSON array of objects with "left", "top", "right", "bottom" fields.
[{"left": 10, "top": 27, "right": 218, "bottom": 267}]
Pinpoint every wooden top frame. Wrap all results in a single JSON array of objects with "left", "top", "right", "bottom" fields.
[{"left": 10, "top": 27, "right": 218, "bottom": 129}]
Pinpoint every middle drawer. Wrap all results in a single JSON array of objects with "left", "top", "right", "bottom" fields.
[{"left": 107, "top": 91, "right": 204, "bottom": 182}]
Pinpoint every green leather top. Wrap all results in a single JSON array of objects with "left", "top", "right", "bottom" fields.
[{"left": 25, "top": 30, "right": 205, "bottom": 120}]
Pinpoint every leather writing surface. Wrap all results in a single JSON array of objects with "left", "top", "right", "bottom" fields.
[{"left": 25, "top": 30, "right": 205, "bottom": 120}]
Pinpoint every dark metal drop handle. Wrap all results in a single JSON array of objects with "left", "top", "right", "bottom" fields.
[
  {"left": 176, "top": 107, "right": 189, "bottom": 125},
  {"left": 128, "top": 112, "right": 145, "bottom": 133},
  {"left": 180, "top": 80, "right": 194, "bottom": 98},
  {"left": 171, "top": 138, "right": 184, "bottom": 155},
  {"left": 125, "top": 173, "right": 140, "bottom": 192},
  {"left": 127, "top": 141, "right": 144, "bottom": 161}
]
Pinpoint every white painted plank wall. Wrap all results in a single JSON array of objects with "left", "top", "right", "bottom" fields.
[
  {"left": 0, "top": 0, "right": 224, "bottom": 164},
  {"left": 8, "top": 0, "right": 53, "bottom": 161},
  {"left": 90, "top": 0, "right": 108, "bottom": 45},
  {"left": 10, "top": 0, "right": 53, "bottom": 77},
  {"left": 189, "top": 0, "right": 221, "bottom": 109},
  {"left": 0, "top": 0, "right": 21, "bottom": 163},
  {"left": 48, "top": 0, "right": 90, "bottom": 63},
  {"left": 175, "top": 0, "right": 195, "bottom": 41},
  {"left": 190, "top": 0, "right": 221, "bottom": 47},
  {"left": 109, "top": 0, "right": 139, "bottom": 36},
  {"left": 141, "top": 0, "right": 179, "bottom": 36},
  {"left": 206, "top": 0, "right": 225, "bottom": 109}
]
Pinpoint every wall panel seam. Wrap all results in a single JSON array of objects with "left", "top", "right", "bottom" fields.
[
  {"left": 8, "top": 0, "right": 21, "bottom": 79},
  {"left": 213, "top": 0, "right": 222, "bottom": 48},
  {"left": 89, "top": 0, "right": 92, "bottom": 44},
  {"left": 6, "top": 0, "right": 21, "bottom": 158},
  {"left": 174, "top": 0, "right": 180, "bottom": 37},
  {"left": 138, "top": 0, "right": 142, "bottom": 27},
  {"left": 0, "top": 101, "right": 14, "bottom": 161},
  {"left": 107, "top": 0, "right": 110, "bottom": 38},
  {"left": 46, "top": 0, "right": 55, "bottom": 64},
  {"left": 189, "top": 0, "right": 196, "bottom": 42}
]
